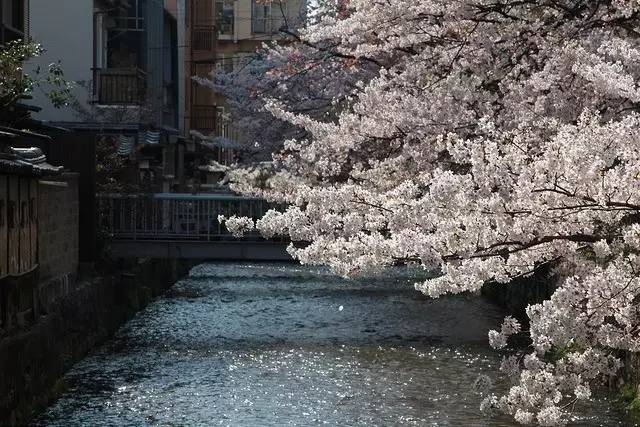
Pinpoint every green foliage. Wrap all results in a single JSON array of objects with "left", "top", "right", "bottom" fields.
[
  {"left": 620, "top": 384, "right": 637, "bottom": 402},
  {"left": 0, "top": 39, "right": 72, "bottom": 111},
  {"left": 548, "top": 342, "right": 584, "bottom": 363},
  {"left": 619, "top": 384, "right": 640, "bottom": 421}
]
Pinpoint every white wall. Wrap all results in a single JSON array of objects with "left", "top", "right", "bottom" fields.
[{"left": 27, "top": 0, "right": 94, "bottom": 123}]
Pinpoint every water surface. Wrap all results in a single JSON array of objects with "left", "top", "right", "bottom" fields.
[{"left": 38, "top": 263, "right": 625, "bottom": 426}]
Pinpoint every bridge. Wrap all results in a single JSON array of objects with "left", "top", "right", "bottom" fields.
[{"left": 97, "top": 193, "right": 292, "bottom": 261}]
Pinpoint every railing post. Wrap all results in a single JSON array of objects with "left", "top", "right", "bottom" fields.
[
  {"left": 215, "top": 200, "right": 221, "bottom": 237},
  {"left": 195, "top": 199, "right": 200, "bottom": 239},
  {"left": 132, "top": 197, "right": 137, "bottom": 241},
  {"left": 206, "top": 199, "right": 211, "bottom": 241}
]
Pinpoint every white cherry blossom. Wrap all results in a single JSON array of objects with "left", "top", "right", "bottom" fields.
[{"left": 217, "top": 1, "right": 640, "bottom": 424}]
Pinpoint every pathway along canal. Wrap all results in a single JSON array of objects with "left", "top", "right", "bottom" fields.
[{"left": 38, "top": 263, "right": 626, "bottom": 426}]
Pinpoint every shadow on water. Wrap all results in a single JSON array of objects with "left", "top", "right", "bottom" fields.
[{"left": 36, "top": 262, "right": 626, "bottom": 426}]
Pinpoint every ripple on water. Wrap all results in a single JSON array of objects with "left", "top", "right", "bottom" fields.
[{"left": 37, "top": 263, "right": 627, "bottom": 426}]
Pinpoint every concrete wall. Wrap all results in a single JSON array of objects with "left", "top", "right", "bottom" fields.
[
  {"left": 38, "top": 175, "right": 79, "bottom": 283},
  {"left": 27, "top": 0, "right": 94, "bottom": 123}
]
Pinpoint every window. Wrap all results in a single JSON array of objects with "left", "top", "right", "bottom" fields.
[
  {"left": 215, "top": 0, "right": 234, "bottom": 35},
  {"left": 110, "top": 0, "right": 145, "bottom": 31},
  {"left": 252, "top": 1, "right": 268, "bottom": 34},
  {"left": 252, "top": 1, "right": 286, "bottom": 34},
  {"left": 104, "top": 0, "right": 144, "bottom": 68}
]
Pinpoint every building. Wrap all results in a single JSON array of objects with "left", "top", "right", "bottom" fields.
[
  {"left": 24, "top": 0, "right": 306, "bottom": 198},
  {"left": 22, "top": 0, "right": 183, "bottom": 262},
  {"left": 29, "top": 0, "right": 178, "bottom": 127},
  {"left": 174, "top": 0, "right": 305, "bottom": 191},
  {"left": 27, "top": 0, "right": 181, "bottom": 192},
  {"left": 0, "top": 0, "right": 29, "bottom": 44}
]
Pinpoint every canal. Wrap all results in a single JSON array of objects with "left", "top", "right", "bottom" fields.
[{"left": 38, "top": 263, "right": 626, "bottom": 426}]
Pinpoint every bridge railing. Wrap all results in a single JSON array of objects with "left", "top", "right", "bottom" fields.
[{"left": 97, "top": 193, "right": 279, "bottom": 241}]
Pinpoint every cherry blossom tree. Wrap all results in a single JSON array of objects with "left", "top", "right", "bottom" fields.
[
  {"left": 220, "top": 1, "right": 640, "bottom": 424},
  {"left": 194, "top": 0, "right": 379, "bottom": 159}
]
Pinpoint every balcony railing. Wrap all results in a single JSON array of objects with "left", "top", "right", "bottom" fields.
[
  {"left": 190, "top": 106, "right": 242, "bottom": 144},
  {"left": 191, "top": 105, "right": 217, "bottom": 133},
  {"left": 192, "top": 26, "right": 216, "bottom": 52},
  {"left": 217, "top": 19, "right": 233, "bottom": 36},
  {"left": 216, "top": 116, "right": 241, "bottom": 144},
  {"left": 93, "top": 68, "right": 147, "bottom": 105}
]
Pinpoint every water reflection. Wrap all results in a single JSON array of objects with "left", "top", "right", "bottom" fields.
[{"left": 37, "top": 263, "right": 625, "bottom": 426}]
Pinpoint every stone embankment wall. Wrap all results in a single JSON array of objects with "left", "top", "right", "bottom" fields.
[
  {"left": 482, "top": 263, "right": 640, "bottom": 420},
  {"left": 0, "top": 174, "right": 194, "bottom": 425},
  {"left": 481, "top": 263, "right": 557, "bottom": 322},
  {"left": 0, "top": 258, "right": 190, "bottom": 425},
  {"left": 623, "top": 353, "right": 640, "bottom": 386}
]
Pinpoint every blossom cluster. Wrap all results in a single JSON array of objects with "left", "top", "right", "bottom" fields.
[{"left": 219, "top": 1, "right": 640, "bottom": 425}]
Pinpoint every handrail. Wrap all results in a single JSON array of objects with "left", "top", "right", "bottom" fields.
[
  {"left": 93, "top": 67, "right": 147, "bottom": 105},
  {"left": 97, "top": 193, "right": 283, "bottom": 242},
  {"left": 95, "top": 67, "right": 147, "bottom": 77},
  {"left": 97, "top": 193, "right": 264, "bottom": 201}
]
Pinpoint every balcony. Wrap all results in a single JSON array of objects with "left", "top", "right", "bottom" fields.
[
  {"left": 191, "top": 105, "right": 217, "bottom": 133},
  {"left": 93, "top": 68, "right": 146, "bottom": 105},
  {"left": 215, "top": 115, "right": 241, "bottom": 143},
  {"left": 190, "top": 106, "right": 241, "bottom": 144},
  {"left": 192, "top": 26, "right": 216, "bottom": 52}
]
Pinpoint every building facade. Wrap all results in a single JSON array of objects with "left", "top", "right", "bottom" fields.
[
  {"left": 24, "top": 0, "right": 305, "bottom": 195},
  {"left": 27, "top": 0, "right": 181, "bottom": 193},
  {"left": 179, "top": 0, "right": 306, "bottom": 189},
  {"left": 28, "top": 0, "right": 178, "bottom": 128}
]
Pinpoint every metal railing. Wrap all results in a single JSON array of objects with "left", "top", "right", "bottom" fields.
[
  {"left": 192, "top": 26, "right": 216, "bottom": 51},
  {"left": 216, "top": 115, "right": 242, "bottom": 144},
  {"left": 93, "top": 68, "right": 147, "bottom": 105},
  {"left": 252, "top": 17, "right": 283, "bottom": 35},
  {"left": 191, "top": 105, "right": 217, "bottom": 132},
  {"left": 98, "top": 193, "right": 278, "bottom": 241},
  {"left": 190, "top": 106, "right": 242, "bottom": 144}
]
